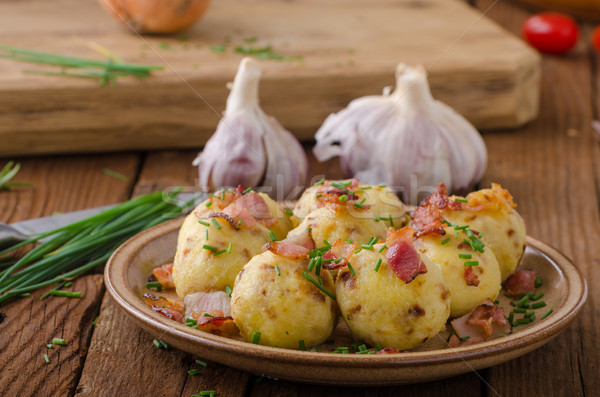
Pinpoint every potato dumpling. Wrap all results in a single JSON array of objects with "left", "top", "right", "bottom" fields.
[
  {"left": 444, "top": 184, "right": 526, "bottom": 281},
  {"left": 293, "top": 181, "right": 408, "bottom": 228},
  {"left": 336, "top": 244, "right": 450, "bottom": 350},
  {"left": 288, "top": 207, "right": 389, "bottom": 248},
  {"left": 173, "top": 213, "right": 270, "bottom": 297},
  {"left": 414, "top": 229, "right": 501, "bottom": 318},
  {"left": 231, "top": 251, "right": 337, "bottom": 348}
]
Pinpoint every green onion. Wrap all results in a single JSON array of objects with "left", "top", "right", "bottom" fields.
[
  {"left": 513, "top": 308, "right": 527, "bottom": 313},
  {"left": 237, "top": 220, "right": 243, "bottom": 227},
  {"left": 47, "top": 344, "right": 54, "bottom": 349},
  {"left": 188, "top": 369, "right": 199, "bottom": 376},
  {"left": 0, "top": 161, "right": 32, "bottom": 191},
  {"left": 347, "top": 263, "right": 355, "bottom": 276},
  {"left": 146, "top": 281, "right": 162, "bottom": 291},
  {"left": 517, "top": 296, "right": 530, "bottom": 308},
  {"left": 378, "top": 184, "right": 386, "bottom": 188},
  {"left": 375, "top": 342, "right": 382, "bottom": 351},
  {"left": 464, "top": 261, "right": 479, "bottom": 267},
  {"left": 205, "top": 201, "right": 213, "bottom": 208},
  {"left": 441, "top": 238, "right": 450, "bottom": 245},
  {"left": 307, "top": 257, "right": 317, "bottom": 272},
  {"left": 268, "top": 230, "right": 278, "bottom": 241},
  {"left": 225, "top": 285, "right": 233, "bottom": 297},
  {"left": 531, "top": 301, "right": 546, "bottom": 309},
  {"left": 185, "top": 318, "right": 198, "bottom": 326},
  {"left": 202, "top": 244, "right": 218, "bottom": 252},
  {"left": 374, "top": 258, "right": 382, "bottom": 272},
  {"left": 213, "top": 249, "right": 227, "bottom": 256},
  {"left": 49, "top": 290, "right": 81, "bottom": 298},
  {"left": 299, "top": 340, "right": 306, "bottom": 350},
  {"left": 388, "top": 214, "right": 394, "bottom": 227},
  {"left": 378, "top": 244, "right": 387, "bottom": 253},
  {"left": 285, "top": 209, "right": 294, "bottom": 216},
  {"left": 196, "top": 359, "right": 208, "bottom": 367},
  {"left": 361, "top": 244, "right": 374, "bottom": 250},
  {"left": 63, "top": 281, "right": 72, "bottom": 288},
  {"left": 203, "top": 313, "right": 215, "bottom": 318},
  {"left": 493, "top": 299, "right": 500, "bottom": 304},
  {"left": 227, "top": 242, "right": 233, "bottom": 254},
  {"left": 92, "top": 316, "right": 98, "bottom": 326},
  {"left": 367, "top": 237, "right": 378, "bottom": 246},
  {"left": 353, "top": 202, "right": 364, "bottom": 209},
  {"left": 197, "top": 391, "right": 216, "bottom": 397},
  {"left": 275, "top": 265, "right": 281, "bottom": 276},
  {"left": 314, "top": 178, "right": 325, "bottom": 186},
  {"left": 302, "top": 271, "right": 336, "bottom": 301},
  {"left": 458, "top": 253, "right": 472, "bottom": 259},
  {"left": 323, "top": 240, "right": 332, "bottom": 249},
  {"left": 52, "top": 338, "right": 66, "bottom": 346},
  {"left": 507, "top": 312, "right": 514, "bottom": 324},
  {"left": 541, "top": 309, "right": 553, "bottom": 319},
  {"left": 242, "top": 187, "right": 253, "bottom": 194},
  {"left": 454, "top": 225, "right": 469, "bottom": 230},
  {"left": 535, "top": 277, "right": 543, "bottom": 288},
  {"left": 102, "top": 168, "right": 129, "bottom": 182},
  {"left": 338, "top": 194, "right": 348, "bottom": 203},
  {"left": 532, "top": 292, "right": 544, "bottom": 301},
  {"left": 329, "top": 182, "right": 347, "bottom": 189},
  {"left": 210, "top": 218, "right": 222, "bottom": 230},
  {"left": 251, "top": 331, "right": 261, "bottom": 344},
  {"left": 516, "top": 318, "right": 531, "bottom": 325},
  {"left": 44, "top": 354, "right": 50, "bottom": 364},
  {"left": 316, "top": 194, "right": 323, "bottom": 198},
  {"left": 454, "top": 198, "right": 468, "bottom": 203},
  {"left": 17, "top": 292, "right": 30, "bottom": 298},
  {"left": 361, "top": 186, "right": 372, "bottom": 190},
  {"left": 205, "top": 229, "right": 209, "bottom": 240}
]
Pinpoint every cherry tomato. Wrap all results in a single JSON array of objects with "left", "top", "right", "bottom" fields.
[
  {"left": 522, "top": 12, "right": 579, "bottom": 55},
  {"left": 592, "top": 26, "right": 600, "bottom": 53}
]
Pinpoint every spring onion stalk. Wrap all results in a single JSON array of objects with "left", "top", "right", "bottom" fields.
[{"left": 0, "top": 189, "right": 195, "bottom": 306}]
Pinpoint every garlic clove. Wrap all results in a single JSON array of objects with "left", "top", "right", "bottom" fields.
[
  {"left": 193, "top": 57, "right": 308, "bottom": 198},
  {"left": 313, "top": 63, "right": 487, "bottom": 204}
]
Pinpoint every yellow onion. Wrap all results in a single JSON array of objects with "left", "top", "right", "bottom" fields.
[{"left": 98, "top": 0, "right": 211, "bottom": 34}]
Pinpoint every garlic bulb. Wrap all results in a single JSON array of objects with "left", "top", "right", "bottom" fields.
[
  {"left": 193, "top": 57, "right": 308, "bottom": 199},
  {"left": 313, "top": 64, "right": 487, "bottom": 205}
]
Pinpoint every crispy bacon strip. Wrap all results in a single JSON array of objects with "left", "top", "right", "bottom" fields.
[
  {"left": 152, "top": 307, "right": 184, "bottom": 323},
  {"left": 412, "top": 183, "right": 461, "bottom": 237},
  {"left": 385, "top": 227, "right": 427, "bottom": 283},
  {"left": 143, "top": 292, "right": 185, "bottom": 323},
  {"left": 467, "top": 299, "right": 508, "bottom": 338},
  {"left": 503, "top": 269, "right": 536, "bottom": 297},
  {"left": 219, "top": 203, "right": 257, "bottom": 228},
  {"left": 464, "top": 267, "right": 480, "bottom": 286},
  {"left": 152, "top": 263, "right": 175, "bottom": 290},
  {"left": 190, "top": 309, "right": 237, "bottom": 337},
  {"left": 321, "top": 240, "right": 357, "bottom": 270},
  {"left": 264, "top": 232, "right": 315, "bottom": 259},
  {"left": 450, "top": 299, "right": 511, "bottom": 346},
  {"left": 235, "top": 191, "right": 277, "bottom": 226},
  {"left": 376, "top": 347, "right": 399, "bottom": 354}
]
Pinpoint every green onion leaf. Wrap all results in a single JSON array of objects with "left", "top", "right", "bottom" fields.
[
  {"left": 314, "top": 178, "right": 325, "bottom": 186},
  {"left": 225, "top": 285, "right": 233, "bottom": 297},
  {"left": 210, "top": 218, "right": 222, "bottom": 230},
  {"left": 242, "top": 187, "right": 253, "bottom": 194},
  {"left": 202, "top": 244, "right": 218, "bottom": 252},
  {"left": 268, "top": 230, "right": 278, "bottom": 241},
  {"left": 458, "top": 253, "right": 472, "bottom": 259},
  {"left": 299, "top": 340, "right": 306, "bottom": 350},
  {"left": 302, "top": 271, "right": 336, "bottom": 301},
  {"left": 275, "top": 265, "right": 281, "bottom": 276},
  {"left": 188, "top": 369, "right": 199, "bottom": 376},
  {"left": 146, "top": 281, "right": 162, "bottom": 291},
  {"left": 49, "top": 290, "right": 82, "bottom": 298},
  {"left": 441, "top": 238, "right": 450, "bottom": 245},
  {"left": 541, "top": 308, "right": 553, "bottom": 319},
  {"left": 374, "top": 258, "right": 382, "bottom": 272},
  {"left": 535, "top": 276, "right": 543, "bottom": 288},
  {"left": 196, "top": 359, "right": 208, "bottom": 367},
  {"left": 463, "top": 261, "right": 479, "bottom": 267},
  {"left": 531, "top": 301, "right": 546, "bottom": 309},
  {"left": 285, "top": 209, "right": 294, "bottom": 216},
  {"left": 378, "top": 244, "right": 387, "bottom": 253},
  {"left": 251, "top": 331, "right": 261, "bottom": 344},
  {"left": 52, "top": 338, "right": 66, "bottom": 345},
  {"left": 338, "top": 194, "right": 348, "bottom": 203},
  {"left": 454, "top": 198, "right": 468, "bottom": 203},
  {"left": 347, "top": 263, "right": 355, "bottom": 275},
  {"left": 44, "top": 354, "right": 50, "bottom": 364}
]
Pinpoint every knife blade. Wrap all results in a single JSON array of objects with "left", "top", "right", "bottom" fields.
[{"left": 0, "top": 192, "right": 202, "bottom": 249}]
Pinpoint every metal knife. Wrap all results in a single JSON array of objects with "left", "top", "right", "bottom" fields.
[{"left": 0, "top": 192, "right": 202, "bottom": 249}]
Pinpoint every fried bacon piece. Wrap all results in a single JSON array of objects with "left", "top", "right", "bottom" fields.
[
  {"left": 459, "top": 183, "right": 516, "bottom": 212},
  {"left": 314, "top": 179, "right": 363, "bottom": 210},
  {"left": 219, "top": 203, "right": 257, "bottom": 228},
  {"left": 210, "top": 190, "right": 278, "bottom": 229},
  {"left": 503, "top": 269, "right": 536, "bottom": 297},
  {"left": 235, "top": 191, "right": 278, "bottom": 226},
  {"left": 190, "top": 309, "right": 238, "bottom": 337},
  {"left": 464, "top": 267, "right": 480, "bottom": 286},
  {"left": 385, "top": 227, "right": 427, "bottom": 283},
  {"left": 321, "top": 240, "right": 357, "bottom": 270},
  {"left": 143, "top": 293, "right": 185, "bottom": 323},
  {"left": 450, "top": 299, "right": 511, "bottom": 347},
  {"left": 376, "top": 347, "right": 400, "bottom": 354},
  {"left": 411, "top": 183, "right": 461, "bottom": 237},
  {"left": 151, "top": 263, "right": 175, "bottom": 290},
  {"left": 265, "top": 232, "right": 315, "bottom": 259}
]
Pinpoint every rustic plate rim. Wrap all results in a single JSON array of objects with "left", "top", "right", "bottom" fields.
[{"left": 104, "top": 217, "right": 587, "bottom": 372}]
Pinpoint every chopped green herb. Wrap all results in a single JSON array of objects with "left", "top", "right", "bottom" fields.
[
  {"left": 227, "top": 241, "right": 233, "bottom": 254},
  {"left": 458, "top": 253, "right": 472, "bottom": 259},
  {"left": 541, "top": 308, "right": 553, "bottom": 319},
  {"left": 507, "top": 311, "right": 514, "bottom": 324},
  {"left": 92, "top": 316, "right": 98, "bottom": 326},
  {"left": 203, "top": 313, "right": 215, "bottom": 318},
  {"left": 197, "top": 391, "right": 216, "bottom": 397},
  {"left": 531, "top": 301, "right": 546, "bottom": 309},
  {"left": 251, "top": 331, "right": 261, "bottom": 344},
  {"left": 361, "top": 186, "right": 372, "bottom": 190},
  {"left": 513, "top": 308, "right": 527, "bottom": 313},
  {"left": 374, "top": 258, "right": 382, "bottom": 272},
  {"left": 464, "top": 261, "right": 479, "bottom": 267},
  {"left": 535, "top": 276, "right": 543, "bottom": 288},
  {"left": 353, "top": 202, "right": 364, "bottom": 209},
  {"left": 361, "top": 244, "right": 374, "bottom": 250},
  {"left": 378, "top": 244, "right": 387, "bottom": 253},
  {"left": 268, "top": 230, "right": 278, "bottom": 241},
  {"left": 275, "top": 265, "right": 281, "bottom": 276},
  {"left": 299, "top": 340, "right": 306, "bottom": 351},
  {"left": 532, "top": 292, "right": 544, "bottom": 301},
  {"left": 188, "top": 369, "right": 199, "bottom": 375},
  {"left": 196, "top": 359, "right": 208, "bottom": 367},
  {"left": 308, "top": 257, "right": 317, "bottom": 272},
  {"left": 211, "top": 45, "right": 226, "bottom": 53},
  {"left": 347, "top": 263, "right": 355, "bottom": 276},
  {"left": 454, "top": 198, "right": 468, "bottom": 203},
  {"left": 367, "top": 237, "right": 377, "bottom": 246},
  {"left": 202, "top": 244, "right": 218, "bottom": 252},
  {"left": 225, "top": 285, "right": 233, "bottom": 297},
  {"left": 213, "top": 249, "right": 228, "bottom": 256},
  {"left": 205, "top": 201, "right": 213, "bottom": 208},
  {"left": 375, "top": 342, "right": 382, "bottom": 351},
  {"left": 47, "top": 344, "right": 54, "bottom": 349},
  {"left": 237, "top": 219, "right": 243, "bottom": 227},
  {"left": 52, "top": 338, "right": 66, "bottom": 346},
  {"left": 338, "top": 194, "right": 348, "bottom": 203},
  {"left": 17, "top": 292, "right": 30, "bottom": 298},
  {"left": 516, "top": 318, "right": 531, "bottom": 325},
  {"left": 242, "top": 187, "right": 253, "bottom": 194},
  {"left": 517, "top": 296, "right": 530, "bottom": 308},
  {"left": 454, "top": 225, "right": 469, "bottom": 230},
  {"left": 493, "top": 299, "right": 500, "bottom": 304},
  {"left": 206, "top": 229, "right": 209, "bottom": 240},
  {"left": 44, "top": 353, "right": 50, "bottom": 364},
  {"left": 302, "top": 271, "right": 336, "bottom": 301},
  {"left": 378, "top": 184, "right": 386, "bottom": 188},
  {"left": 285, "top": 209, "right": 294, "bottom": 216},
  {"left": 0, "top": 161, "right": 32, "bottom": 191},
  {"left": 316, "top": 194, "right": 323, "bottom": 198},
  {"left": 388, "top": 214, "right": 394, "bottom": 227},
  {"left": 102, "top": 168, "right": 129, "bottom": 182},
  {"left": 314, "top": 178, "right": 325, "bottom": 186},
  {"left": 198, "top": 219, "right": 210, "bottom": 226},
  {"left": 49, "top": 290, "right": 82, "bottom": 298},
  {"left": 63, "top": 281, "right": 72, "bottom": 288},
  {"left": 210, "top": 218, "right": 222, "bottom": 230}
]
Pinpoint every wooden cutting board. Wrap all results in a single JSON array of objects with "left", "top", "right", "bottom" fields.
[{"left": 0, "top": 0, "right": 540, "bottom": 157}]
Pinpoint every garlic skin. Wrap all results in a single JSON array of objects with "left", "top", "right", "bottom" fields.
[
  {"left": 313, "top": 64, "right": 487, "bottom": 204},
  {"left": 193, "top": 57, "right": 308, "bottom": 199}
]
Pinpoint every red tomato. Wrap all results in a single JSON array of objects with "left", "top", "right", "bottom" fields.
[
  {"left": 592, "top": 26, "right": 600, "bottom": 53},
  {"left": 522, "top": 12, "right": 579, "bottom": 55}
]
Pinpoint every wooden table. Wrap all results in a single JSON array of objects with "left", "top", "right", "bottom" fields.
[{"left": 1, "top": 1, "right": 598, "bottom": 396}]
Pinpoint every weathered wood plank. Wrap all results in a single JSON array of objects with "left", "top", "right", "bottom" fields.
[
  {"left": 475, "top": 1, "right": 597, "bottom": 396},
  {"left": 0, "top": 275, "right": 104, "bottom": 396}
]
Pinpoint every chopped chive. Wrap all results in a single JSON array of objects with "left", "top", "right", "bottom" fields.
[
  {"left": 454, "top": 198, "right": 468, "bottom": 203},
  {"left": 458, "top": 253, "right": 472, "bottom": 259},
  {"left": 307, "top": 257, "right": 317, "bottom": 272},
  {"left": 378, "top": 244, "right": 387, "bottom": 253},
  {"left": 367, "top": 237, "right": 378, "bottom": 246},
  {"left": 63, "top": 281, "right": 72, "bottom": 288},
  {"left": 516, "top": 318, "right": 531, "bottom": 325},
  {"left": 196, "top": 359, "right": 208, "bottom": 367},
  {"left": 52, "top": 338, "right": 66, "bottom": 345},
  {"left": 353, "top": 202, "right": 364, "bottom": 209},
  {"left": 329, "top": 182, "right": 347, "bottom": 189},
  {"left": 517, "top": 296, "right": 530, "bottom": 308},
  {"left": 541, "top": 308, "right": 553, "bottom": 319},
  {"left": 159, "top": 340, "right": 169, "bottom": 349},
  {"left": 508, "top": 311, "right": 514, "bottom": 324},
  {"left": 44, "top": 354, "right": 50, "bottom": 364},
  {"left": 203, "top": 313, "right": 215, "bottom": 318},
  {"left": 525, "top": 311, "right": 536, "bottom": 318},
  {"left": 307, "top": 227, "right": 313, "bottom": 232},
  {"left": 316, "top": 194, "right": 323, "bottom": 198},
  {"left": 514, "top": 293, "right": 526, "bottom": 300},
  {"left": 347, "top": 263, "right": 355, "bottom": 276},
  {"left": 388, "top": 214, "right": 394, "bottom": 227},
  {"left": 302, "top": 271, "right": 336, "bottom": 301},
  {"left": 361, "top": 244, "right": 374, "bottom": 250},
  {"left": 198, "top": 220, "right": 210, "bottom": 226},
  {"left": 251, "top": 331, "right": 261, "bottom": 344},
  {"left": 210, "top": 218, "right": 222, "bottom": 230},
  {"left": 275, "top": 265, "right": 281, "bottom": 276},
  {"left": 185, "top": 318, "right": 198, "bottom": 326},
  {"left": 464, "top": 261, "right": 479, "bottom": 267},
  {"left": 455, "top": 232, "right": 459, "bottom": 238},
  {"left": 374, "top": 258, "right": 382, "bottom": 272},
  {"left": 213, "top": 249, "right": 227, "bottom": 256},
  {"left": 378, "top": 184, "right": 386, "bottom": 188},
  {"left": 454, "top": 225, "right": 469, "bottom": 230},
  {"left": 513, "top": 308, "right": 527, "bottom": 313},
  {"left": 17, "top": 292, "right": 30, "bottom": 297},
  {"left": 361, "top": 186, "right": 372, "bottom": 190},
  {"left": 220, "top": 188, "right": 225, "bottom": 200},
  {"left": 314, "top": 178, "right": 325, "bottom": 186},
  {"left": 202, "top": 244, "right": 218, "bottom": 252},
  {"left": 299, "top": 340, "right": 306, "bottom": 350},
  {"left": 323, "top": 240, "right": 332, "bottom": 249},
  {"left": 206, "top": 229, "right": 209, "bottom": 240},
  {"left": 535, "top": 277, "right": 543, "bottom": 288},
  {"left": 205, "top": 201, "right": 213, "bottom": 208},
  {"left": 227, "top": 242, "right": 233, "bottom": 254},
  {"left": 237, "top": 219, "right": 243, "bottom": 227},
  {"left": 285, "top": 209, "right": 294, "bottom": 216},
  {"left": 459, "top": 336, "right": 470, "bottom": 341},
  {"left": 242, "top": 187, "right": 253, "bottom": 194},
  {"left": 358, "top": 344, "right": 367, "bottom": 352},
  {"left": 531, "top": 301, "right": 546, "bottom": 309},
  {"left": 47, "top": 344, "right": 54, "bottom": 349},
  {"left": 153, "top": 339, "right": 162, "bottom": 349},
  {"left": 442, "top": 220, "right": 453, "bottom": 226},
  {"left": 532, "top": 292, "right": 544, "bottom": 301},
  {"left": 499, "top": 334, "right": 506, "bottom": 337},
  {"left": 375, "top": 342, "right": 382, "bottom": 351},
  {"left": 338, "top": 194, "right": 348, "bottom": 203},
  {"left": 529, "top": 313, "right": 536, "bottom": 321},
  {"left": 188, "top": 369, "right": 199, "bottom": 376},
  {"left": 49, "top": 290, "right": 82, "bottom": 298},
  {"left": 315, "top": 259, "right": 322, "bottom": 276},
  {"left": 92, "top": 316, "right": 98, "bottom": 326},
  {"left": 225, "top": 285, "right": 233, "bottom": 297},
  {"left": 197, "top": 391, "right": 216, "bottom": 396},
  {"left": 268, "top": 230, "right": 278, "bottom": 241},
  {"left": 493, "top": 299, "right": 500, "bottom": 304}
]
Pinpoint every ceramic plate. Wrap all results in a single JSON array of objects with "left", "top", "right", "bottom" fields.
[{"left": 104, "top": 217, "right": 587, "bottom": 386}]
